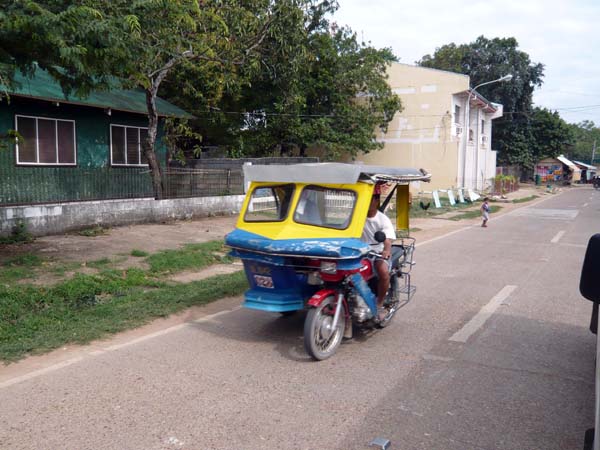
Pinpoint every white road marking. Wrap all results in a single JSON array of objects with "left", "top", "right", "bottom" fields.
[
  {"left": 0, "top": 309, "right": 240, "bottom": 389},
  {"left": 449, "top": 285, "right": 518, "bottom": 343},
  {"left": 193, "top": 308, "right": 238, "bottom": 322},
  {"left": 103, "top": 324, "right": 189, "bottom": 352},
  {"left": 422, "top": 354, "right": 454, "bottom": 362},
  {"left": 584, "top": 203, "right": 589, "bottom": 207},
  {"left": 0, "top": 357, "right": 84, "bottom": 389},
  {"left": 551, "top": 230, "right": 566, "bottom": 243},
  {"left": 416, "top": 225, "right": 473, "bottom": 248},
  {"left": 511, "top": 208, "right": 579, "bottom": 220}
]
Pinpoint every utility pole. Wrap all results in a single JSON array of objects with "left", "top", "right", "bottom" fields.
[{"left": 592, "top": 140, "right": 597, "bottom": 166}]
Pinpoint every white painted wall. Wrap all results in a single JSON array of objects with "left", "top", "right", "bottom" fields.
[{"left": 0, "top": 196, "right": 245, "bottom": 237}]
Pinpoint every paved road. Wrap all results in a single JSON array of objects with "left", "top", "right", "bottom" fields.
[{"left": 0, "top": 188, "right": 597, "bottom": 450}]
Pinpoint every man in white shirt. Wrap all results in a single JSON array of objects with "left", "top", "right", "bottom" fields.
[{"left": 361, "top": 192, "right": 396, "bottom": 320}]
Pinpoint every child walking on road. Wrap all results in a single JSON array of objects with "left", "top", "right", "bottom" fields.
[{"left": 481, "top": 197, "right": 490, "bottom": 227}]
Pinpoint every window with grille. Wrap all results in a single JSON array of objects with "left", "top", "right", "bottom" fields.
[
  {"left": 15, "top": 115, "right": 76, "bottom": 165},
  {"left": 110, "top": 125, "right": 148, "bottom": 166}
]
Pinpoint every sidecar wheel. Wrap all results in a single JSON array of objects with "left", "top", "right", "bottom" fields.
[{"left": 304, "top": 296, "right": 345, "bottom": 361}]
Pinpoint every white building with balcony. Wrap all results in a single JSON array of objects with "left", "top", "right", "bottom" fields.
[{"left": 359, "top": 63, "right": 504, "bottom": 191}]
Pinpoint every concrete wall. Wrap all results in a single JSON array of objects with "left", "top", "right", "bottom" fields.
[{"left": 0, "top": 196, "right": 245, "bottom": 237}]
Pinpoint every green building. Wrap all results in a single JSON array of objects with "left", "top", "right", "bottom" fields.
[{"left": 0, "top": 69, "right": 190, "bottom": 206}]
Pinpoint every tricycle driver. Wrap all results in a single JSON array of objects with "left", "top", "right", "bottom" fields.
[{"left": 361, "top": 187, "right": 396, "bottom": 321}]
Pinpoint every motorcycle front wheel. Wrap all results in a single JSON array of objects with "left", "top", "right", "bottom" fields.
[{"left": 304, "top": 296, "right": 345, "bottom": 361}]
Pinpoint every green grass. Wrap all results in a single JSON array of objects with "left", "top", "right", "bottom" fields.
[
  {"left": 0, "top": 221, "right": 34, "bottom": 245},
  {"left": 408, "top": 198, "right": 474, "bottom": 218},
  {"left": 512, "top": 195, "right": 539, "bottom": 204},
  {"left": 0, "top": 267, "right": 35, "bottom": 284},
  {"left": 0, "top": 271, "right": 247, "bottom": 362},
  {"left": 78, "top": 226, "right": 109, "bottom": 237},
  {"left": 146, "top": 241, "right": 232, "bottom": 273},
  {"left": 0, "top": 253, "right": 44, "bottom": 283},
  {"left": 86, "top": 258, "right": 112, "bottom": 269},
  {"left": 50, "top": 261, "right": 83, "bottom": 278},
  {"left": 131, "top": 249, "right": 149, "bottom": 257},
  {"left": 3, "top": 253, "right": 43, "bottom": 267},
  {"left": 0, "top": 239, "right": 246, "bottom": 362},
  {"left": 449, "top": 205, "right": 502, "bottom": 221}
]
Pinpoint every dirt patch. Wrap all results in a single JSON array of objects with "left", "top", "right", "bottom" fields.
[
  {"left": 169, "top": 263, "right": 243, "bottom": 283},
  {"left": 0, "top": 215, "right": 239, "bottom": 266}
]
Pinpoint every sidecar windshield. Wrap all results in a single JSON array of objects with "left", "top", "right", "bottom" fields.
[
  {"left": 244, "top": 184, "right": 295, "bottom": 222},
  {"left": 294, "top": 186, "right": 356, "bottom": 229}
]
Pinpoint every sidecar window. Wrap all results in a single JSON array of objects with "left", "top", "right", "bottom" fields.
[
  {"left": 244, "top": 184, "right": 295, "bottom": 222},
  {"left": 294, "top": 186, "right": 356, "bottom": 229}
]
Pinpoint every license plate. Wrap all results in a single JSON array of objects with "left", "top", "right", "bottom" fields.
[{"left": 253, "top": 275, "right": 274, "bottom": 289}]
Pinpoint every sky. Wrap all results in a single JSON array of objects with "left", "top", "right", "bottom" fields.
[{"left": 333, "top": 0, "right": 600, "bottom": 126}]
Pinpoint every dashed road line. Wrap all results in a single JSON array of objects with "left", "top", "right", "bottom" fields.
[
  {"left": 449, "top": 285, "right": 518, "bottom": 343},
  {"left": 551, "top": 230, "right": 565, "bottom": 243}
]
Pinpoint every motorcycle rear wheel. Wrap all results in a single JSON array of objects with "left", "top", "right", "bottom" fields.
[{"left": 304, "top": 296, "right": 345, "bottom": 360}]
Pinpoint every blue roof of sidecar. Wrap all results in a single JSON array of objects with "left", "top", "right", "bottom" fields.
[{"left": 243, "top": 163, "right": 431, "bottom": 184}]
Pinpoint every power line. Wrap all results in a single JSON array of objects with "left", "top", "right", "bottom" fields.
[{"left": 193, "top": 106, "right": 599, "bottom": 119}]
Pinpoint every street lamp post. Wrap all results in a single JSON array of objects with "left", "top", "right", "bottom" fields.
[{"left": 461, "top": 74, "right": 513, "bottom": 192}]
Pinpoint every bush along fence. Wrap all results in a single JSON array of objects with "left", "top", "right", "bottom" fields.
[{"left": 493, "top": 174, "right": 520, "bottom": 195}]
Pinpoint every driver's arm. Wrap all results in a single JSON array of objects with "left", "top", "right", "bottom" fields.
[{"left": 382, "top": 238, "right": 392, "bottom": 260}]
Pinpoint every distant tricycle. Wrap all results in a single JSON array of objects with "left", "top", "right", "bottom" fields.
[{"left": 225, "top": 163, "right": 431, "bottom": 360}]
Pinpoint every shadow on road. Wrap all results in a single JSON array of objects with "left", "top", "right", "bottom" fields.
[
  {"left": 189, "top": 307, "right": 384, "bottom": 362},
  {"left": 336, "top": 313, "right": 595, "bottom": 450}
]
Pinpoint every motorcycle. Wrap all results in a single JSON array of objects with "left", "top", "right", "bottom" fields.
[
  {"left": 225, "top": 163, "right": 431, "bottom": 360},
  {"left": 303, "top": 230, "right": 416, "bottom": 359}
]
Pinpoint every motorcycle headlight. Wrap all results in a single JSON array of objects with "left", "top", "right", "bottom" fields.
[{"left": 320, "top": 261, "right": 337, "bottom": 274}]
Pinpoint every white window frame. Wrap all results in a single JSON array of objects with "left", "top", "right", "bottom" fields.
[
  {"left": 15, "top": 114, "right": 77, "bottom": 166},
  {"left": 110, "top": 124, "right": 149, "bottom": 167}
]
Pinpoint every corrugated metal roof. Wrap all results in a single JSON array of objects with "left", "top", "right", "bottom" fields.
[
  {"left": 573, "top": 160, "right": 597, "bottom": 170},
  {"left": 556, "top": 155, "right": 580, "bottom": 171},
  {"left": 3, "top": 68, "right": 192, "bottom": 118},
  {"left": 243, "top": 163, "right": 432, "bottom": 184}
]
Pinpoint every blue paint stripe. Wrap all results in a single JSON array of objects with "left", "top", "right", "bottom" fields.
[{"left": 226, "top": 228, "right": 369, "bottom": 259}]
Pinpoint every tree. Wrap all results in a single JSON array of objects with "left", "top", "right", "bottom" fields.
[
  {"left": 165, "top": 3, "right": 401, "bottom": 161},
  {"left": 419, "top": 36, "right": 545, "bottom": 167},
  {"left": 568, "top": 120, "right": 600, "bottom": 163},
  {"left": 0, "top": 1, "right": 123, "bottom": 96},
  {"left": 98, "top": 0, "right": 289, "bottom": 199},
  {"left": 529, "top": 107, "right": 574, "bottom": 161},
  {"left": 1, "top": 1, "right": 290, "bottom": 199}
]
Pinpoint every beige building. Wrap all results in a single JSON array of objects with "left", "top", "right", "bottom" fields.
[{"left": 359, "top": 63, "right": 504, "bottom": 191}]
